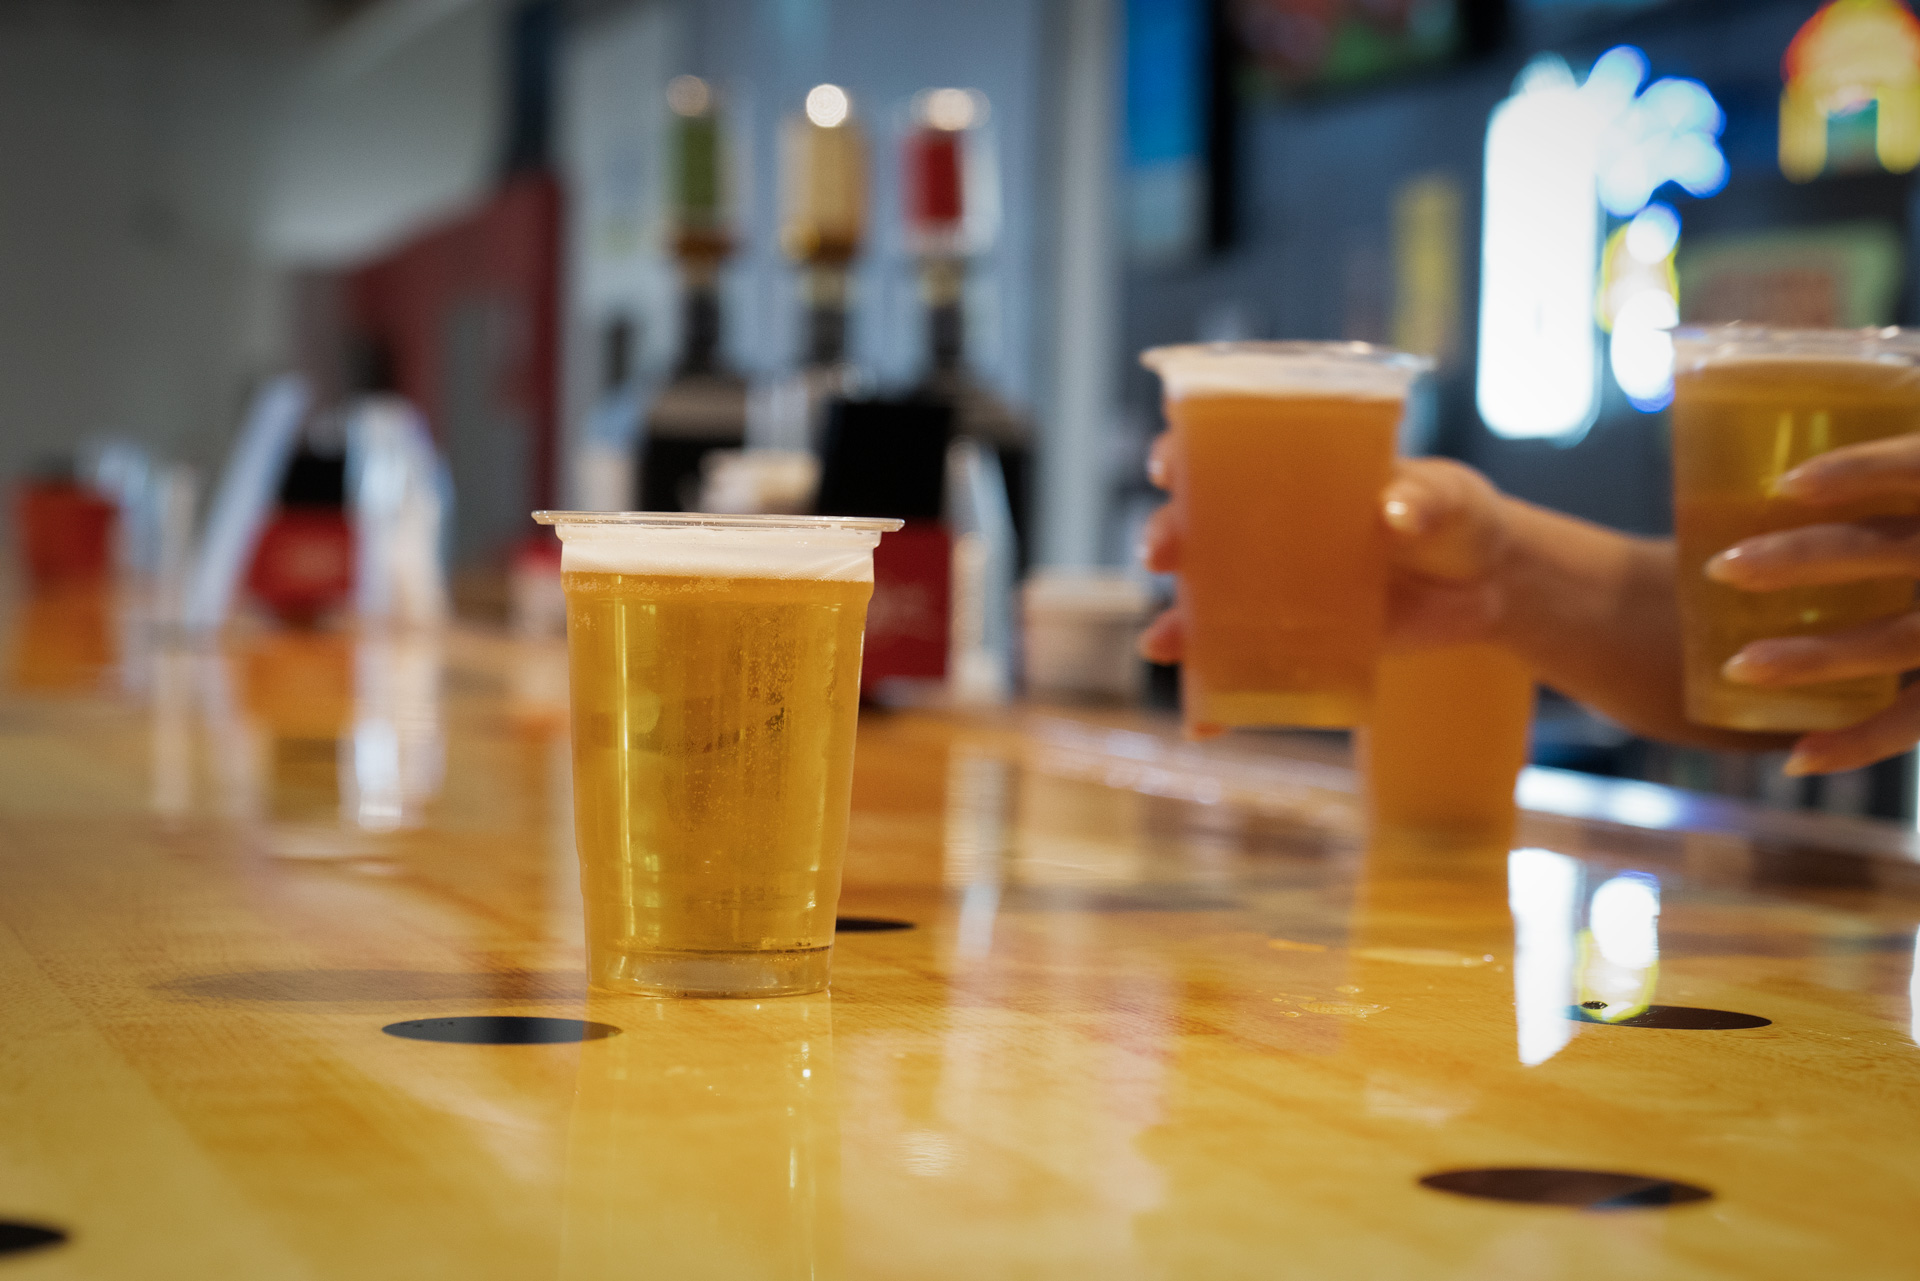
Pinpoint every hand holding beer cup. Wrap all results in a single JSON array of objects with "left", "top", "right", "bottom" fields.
[
  {"left": 1137, "top": 448, "right": 1511, "bottom": 667},
  {"left": 1705, "top": 431, "right": 1920, "bottom": 775}
]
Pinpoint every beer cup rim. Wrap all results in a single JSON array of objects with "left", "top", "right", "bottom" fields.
[
  {"left": 1140, "top": 340, "right": 1433, "bottom": 371},
  {"left": 532, "top": 512, "right": 904, "bottom": 534},
  {"left": 1140, "top": 341, "right": 1433, "bottom": 400},
  {"left": 1672, "top": 324, "right": 1920, "bottom": 367}
]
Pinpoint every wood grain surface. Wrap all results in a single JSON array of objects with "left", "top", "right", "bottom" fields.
[{"left": 2, "top": 587, "right": 1918, "bottom": 1279}]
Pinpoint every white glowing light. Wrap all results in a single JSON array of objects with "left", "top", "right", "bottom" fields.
[
  {"left": 1610, "top": 289, "right": 1679, "bottom": 412},
  {"left": 920, "top": 87, "right": 981, "bottom": 132},
  {"left": 805, "top": 83, "right": 851, "bottom": 129},
  {"left": 1478, "top": 57, "right": 1604, "bottom": 442},
  {"left": 1478, "top": 47, "right": 1725, "bottom": 441},
  {"left": 1624, "top": 202, "right": 1680, "bottom": 263},
  {"left": 1590, "top": 873, "right": 1660, "bottom": 969},
  {"left": 1596, "top": 73, "right": 1728, "bottom": 217},
  {"left": 1510, "top": 847, "right": 1582, "bottom": 1066},
  {"left": 1909, "top": 925, "right": 1919, "bottom": 1047},
  {"left": 667, "top": 74, "right": 712, "bottom": 117}
]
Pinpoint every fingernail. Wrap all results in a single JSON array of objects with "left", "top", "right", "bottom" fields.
[
  {"left": 1147, "top": 457, "right": 1168, "bottom": 488},
  {"left": 1721, "top": 652, "right": 1760, "bottom": 683},
  {"left": 1383, "top": 496, "right": 1422, "bottom": 534},
  {"left": 1782, "top": 750, "right": 1817, "bottom": 777},
  {"left": 1704, "top": 548, "right": 1740, "bottom": 582},
  {"left": 1774, "top": 464, "right": 1815, "bottom": 495}
]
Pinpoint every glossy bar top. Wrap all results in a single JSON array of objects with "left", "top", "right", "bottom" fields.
[{"left": 3, "top": 585, "right": 1919, "bottom": 1278}]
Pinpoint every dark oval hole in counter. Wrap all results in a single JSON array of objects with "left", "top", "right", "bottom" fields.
[
  {"left": 1568, "top": 1004, "right": 1771, "bottom": 1030},
  {"left": 382, "top": 1016, "right": 620, "bottom": 1045},
  {"left": 0, "top": 1221, "right": 68, "bottom": 1257},
  {"left": 1421, "top": 1168, "right": 1713, "bottom": 1209},
  {"left": 836, "top": 917, "right": 915, "bottom": 933}
]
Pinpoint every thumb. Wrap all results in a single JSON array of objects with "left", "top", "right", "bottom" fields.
[{"left": 1382, "top": 458, "right": 1505, "bottom": 583}]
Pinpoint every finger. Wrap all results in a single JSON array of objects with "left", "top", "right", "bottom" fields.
[
  {"left": 1778, "top": 434, "right": 1920, "bottom": 504},
  {"left": 1784, "top": 683, "right": 1920, "bottom": 775},
  {"left": 1706, "top": 517, "right": 1920, "bottom": 590},
  {"left": 1381, "top": 457, "right": 1504, "bottom": 583},
  {"left": 1722, "top": 610, "right": 1920, "bottom": 687},
  {"left": 1139, "top": 502, "right": 1180, "bottom": 573},
  {"left": 1138, "top": 607, "right": 1184, "bottom": 664},
  {"left": 1147, "top": 433, "right": 1174, "bottom": 491}
]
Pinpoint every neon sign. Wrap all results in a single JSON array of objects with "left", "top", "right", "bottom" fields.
[
  {"left": 1477, "top": 47, "right": 1724, "bottom": 440},
  {"left": 1781, "top": 0, "right": 1920, "bottom": 182}
]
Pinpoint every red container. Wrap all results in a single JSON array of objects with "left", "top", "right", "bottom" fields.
[
  {"left": 862, "top": 519, "right": 951, "bottom": 697},
  {"left": 14, "top": 482, "right": 116, "bottom": 587},
  {"left": 247, "top": 508, "right": 355, "bottom": 628}
]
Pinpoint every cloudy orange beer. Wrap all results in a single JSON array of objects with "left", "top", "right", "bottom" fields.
[
  {"left": 1671, "top": 329, "right": 1920, "bottom": 732},
  {"left": 1142, "top": 342, "right": 1431, "bottom": 732}
]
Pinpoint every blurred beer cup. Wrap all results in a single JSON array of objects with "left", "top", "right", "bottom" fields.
[
  {"left": 1671, "top": 326, "right": 1920, "bottom": 731},
  {"left": 1141, "top": 341, "right": 1432, "bottom": 734}
]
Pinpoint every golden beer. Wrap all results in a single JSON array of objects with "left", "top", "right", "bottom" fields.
[
  {"left": 1671, "top": 333, "right": 1920, "bottom": 731},
  {"left": 1143, "top": 342, "right": 1431, "bottom": 732},
  {"left": 538, "top": 513, "right": 896, "bottom": 996}
]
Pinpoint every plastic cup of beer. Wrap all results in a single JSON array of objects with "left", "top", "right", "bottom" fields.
[
  {"left": 1141, "top": 341, "right": 1432, "bottom": 732},
  {"left": 1361, "top": 643, "right": 1535, "bottom": 850},
  {"left": 534, "top": 511, "right": 901, "bottom": 997},
  {"left": 1671, "top": 326, "right": 1920, "bottom": 732}
]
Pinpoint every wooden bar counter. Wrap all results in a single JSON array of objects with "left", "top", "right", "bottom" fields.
[{"left": 3, "top": 591, "right": 1919, "bottom": 1278}]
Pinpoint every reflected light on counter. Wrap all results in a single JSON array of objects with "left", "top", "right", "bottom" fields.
[
  {"left": 1580, "top": 872, "right": 1661, "bottom": 1022},
  {"left": 945, "top": 751, "right": 1012, "bottom": 959},
  {"left": 1515, "top": 767, "right": 1686, "bottom": 830},
  {"left": 1509, "top": 847, "right": 1582, "bottom": 1066},
  {"left": 805, "top": 83, "right": 851, "bottom": 129},
  {"left": 1910, "top": 924, "right": 1920, "bottom": 1046}
]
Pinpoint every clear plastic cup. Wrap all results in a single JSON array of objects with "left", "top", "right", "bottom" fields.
[
  {"left": 1671, "top": 326, "right": 1920, "bottom": 731},
  {"left": 534, "top": 511, "right": 901, "bottom": 996},
  {"left": 1141, "top": 341, "right": 1431, "bottom": 732}
]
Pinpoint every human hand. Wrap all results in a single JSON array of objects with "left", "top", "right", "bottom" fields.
[
  {"left": 1136, "top": 434, "right": 1511, "bottom": 664},
  {"left": 1705, "top": 434, "right": 1920, "bottom": 774}
]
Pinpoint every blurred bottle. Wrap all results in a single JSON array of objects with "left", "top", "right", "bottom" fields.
[
  {"left": 13, "top": 457, "right": 116, "bottom": 589},
  {"left": 574, "top": 314, "right": 646, "bottom": 512},
  {"left": 754, "top": 82, "right": 870, "bottom": 461},
  {"left": 246, "top": 433, "right": 353, "bottom": 630},
  {"left": 347, "top": 339, "right": 450, "bottom": 631},
  {"left": 902, "top": 88, "right": 1031, "bottom": 569},
  {"left": 641, "top": 75, "right": 748, "bottom": 512}
]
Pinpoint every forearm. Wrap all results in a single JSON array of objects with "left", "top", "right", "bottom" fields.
[{"left": 1491, "top": 498, "right": 1792, "bottom": 754}]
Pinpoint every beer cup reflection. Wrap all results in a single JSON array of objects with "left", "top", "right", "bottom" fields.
[
  {"left": 559, "top": 997, "right": 842, "bottom": 1281},
  {"left": 1361, "top": 643, "right": 1535, "bottom": 851}
]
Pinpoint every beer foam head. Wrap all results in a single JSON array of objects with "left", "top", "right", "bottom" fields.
[
  {"left": 1673, "top": 324, "right": 1920, "bottom": 375},
  {"left": 533, "top": 513, "right": 900, "bottom": 581},
  {"left": 1142, "top": 341, "right": 1431, "bottom": 402}
]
